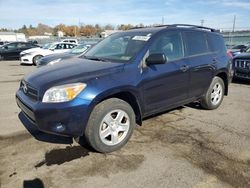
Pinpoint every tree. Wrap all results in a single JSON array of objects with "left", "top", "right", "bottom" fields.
[{"left": 104, "top": 24, "right": 114, "bottom": 30}]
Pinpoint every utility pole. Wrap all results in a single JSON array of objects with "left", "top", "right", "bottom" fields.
[
  {"left": 200, "top": 19, "right": 204, "bottom": 27},
  {"left": 232, "top": 15, "right": 236, "bottom": 32},
  {"left": 230, "top": 15, "right": 236, "bottom": 45},
  {"left": 162, "top": 16, "right": 164, "bottom": 25}
]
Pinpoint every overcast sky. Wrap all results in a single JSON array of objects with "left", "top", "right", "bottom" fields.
[{"left": 0, "top": 0, "right": 249, "bottom": 30}]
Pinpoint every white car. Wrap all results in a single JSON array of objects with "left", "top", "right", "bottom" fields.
[{"left": 20, "top": 42, "right": 77, "bottom": 65}]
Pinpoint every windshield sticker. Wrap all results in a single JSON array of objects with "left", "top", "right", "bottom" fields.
[{"left": 132, "top": 35, "right": 151, "bottom": 41}]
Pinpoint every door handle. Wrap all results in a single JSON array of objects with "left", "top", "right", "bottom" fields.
[{"left": 180, "top": 65, "right": 189, "bottom": 72}]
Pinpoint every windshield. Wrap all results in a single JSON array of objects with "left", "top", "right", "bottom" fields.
[
  {"left": 42, "top": 43, "right": 54, "bottom": 49},
  {"left": 70, "top": 44, "right": 89, "bottom": 54},
  {"left": 84, "top": 31, "right": 153, "bottom": 62}
]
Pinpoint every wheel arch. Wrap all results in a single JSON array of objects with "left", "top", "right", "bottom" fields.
[{"left": 92, "top": 90, "right": 143, "bottom": 126}]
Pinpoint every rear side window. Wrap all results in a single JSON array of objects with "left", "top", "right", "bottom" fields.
[
  {"left": 207, "top": 34, "right": 226, "bottom": 53},
  {"left": 183, "top": 31, "right": 209, "bottom": 56}
]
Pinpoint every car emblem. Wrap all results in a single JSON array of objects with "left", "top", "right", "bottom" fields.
[{"left": 22, "top": 82, "right": 28, "bottom": 94}]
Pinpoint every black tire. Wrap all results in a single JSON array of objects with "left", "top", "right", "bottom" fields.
[
  {"left": 0, "top": 55, "right": 3, "bottom": 61},
  {"left": 84, "top": 98, "right": 136, "bottom": 153},
  {"left": 201, "top": 76, "right": 225, "bottom": 110},
  {"left": 32, "top": 55, "right": 43, "bottom": 65}
]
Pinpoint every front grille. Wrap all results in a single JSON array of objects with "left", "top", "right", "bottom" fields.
[
  {"left": 234, "top": 59, "right": 250, "bottom": 69},
  {"left": 20, "top": 81, "right": 38, "bottom": 101}
]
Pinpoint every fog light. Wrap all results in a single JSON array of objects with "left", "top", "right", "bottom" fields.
[{"left": 55, "top": 123, "right": 66, "bottom": 132}]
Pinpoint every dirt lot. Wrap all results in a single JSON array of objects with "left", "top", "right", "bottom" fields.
[{"left": 0, "top": 61, "right": 250, "bottom": 188}]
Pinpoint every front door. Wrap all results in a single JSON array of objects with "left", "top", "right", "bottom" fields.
[{"left": 142, "top": 31, "right": 189, "bottom": 115}]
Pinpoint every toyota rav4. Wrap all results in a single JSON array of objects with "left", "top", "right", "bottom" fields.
[{"left": 16, "top": 24, "right": 232, "bottom": 153}]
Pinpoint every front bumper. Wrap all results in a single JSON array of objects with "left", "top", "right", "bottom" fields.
[
  {"left": 234, "top": 68, "right": 250, "bottom": 80},
  {"left": 20, "top": 55, "right": 33, "bottom": 64},
  {"left": 16, "top": 89, "right": 92, "bottom": 137}
]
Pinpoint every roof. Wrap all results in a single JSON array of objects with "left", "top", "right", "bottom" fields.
[{"left": 129, "top": 24, "right": 219, "bottom": 33}]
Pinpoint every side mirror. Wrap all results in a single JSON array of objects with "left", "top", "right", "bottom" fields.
[{"left": 146, "top": 53, "right": 166, "bottom": 65}]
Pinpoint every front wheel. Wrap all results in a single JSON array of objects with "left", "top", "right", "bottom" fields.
[
  {"left": 201, "top": 76, "right": 225, "bottom": 110},
  {"left": 85, "top": 98, "right": 136, "bottom": 153},
  {"left": 33, "top": 55, "right": 43, "bottom": 65}
]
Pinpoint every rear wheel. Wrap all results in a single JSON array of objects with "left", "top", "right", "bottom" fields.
[
  {"left": 85, "top": 98, "right": 136, "bottom": 153},
  {"left": 33, "top": 55, "right": 43, "bottom": 65},
  {"left": 201, "top": 76, "right": 225, "bottom": 110}
]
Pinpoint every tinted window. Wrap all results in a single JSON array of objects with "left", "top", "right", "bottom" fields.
[
  {"left": 207, "top": 34, "right": 226, "bottom": 53},
  {"left": 184, "top": 31, "right": 209, "bottom": 56},
  {"left": 149, "top": 32, "right": 184, "bottom": 61},
  {"left": 17, "top": 42, "right": 28, "bottom": 48},
  {"left": 55, "top": 44, "right": 63, "bottom": 49},
  {"left": 6, "top": 43, "right": 17, "bottom": 49}
]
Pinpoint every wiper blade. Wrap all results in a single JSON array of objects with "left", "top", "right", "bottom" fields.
[{"left": 83, "top": 56, "right": 107, "bottom": 62}]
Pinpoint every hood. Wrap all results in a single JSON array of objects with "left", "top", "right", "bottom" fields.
[
  {"left": 234, "top": 53, "right": 250, "bottom": 59},
  {"left": 21, "top": 47, "right": 47, "bottom": 54},
  {"left": 24, "top": 57, "right": 124, "bottom": 92}
]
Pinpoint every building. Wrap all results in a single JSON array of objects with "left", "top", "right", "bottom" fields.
[{"left": 0, "top": 32, "right": 26, "bottom": 42}]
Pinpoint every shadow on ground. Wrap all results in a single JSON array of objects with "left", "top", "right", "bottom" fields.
[{"left": 23, "top": 178, "right": 44, "bottom": 188}]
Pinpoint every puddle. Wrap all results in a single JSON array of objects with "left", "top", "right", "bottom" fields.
[
  {"left": 35, "top": 146, "right": 89, "bottom": 167},
  {"left": 65, "top": 154, "right": 145, "bottom": 178}
]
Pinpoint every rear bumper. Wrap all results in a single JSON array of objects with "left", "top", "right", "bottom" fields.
[{"left": 16, "top": 89, "right": 92, "bottom": 137}]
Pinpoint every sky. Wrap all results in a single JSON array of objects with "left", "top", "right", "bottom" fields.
[{"left": 0, "top": 0, "right": 250, "bottom": 30}]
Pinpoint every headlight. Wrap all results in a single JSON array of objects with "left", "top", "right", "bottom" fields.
[
  {"left": 42, "top": 83, "right": 87, "bottom": 103},
  {"left": 48, "top": 58, "right": 61, "bottom": 65},
  {"left": 21, "top": 52, "right": 33, "bottom": 56}
]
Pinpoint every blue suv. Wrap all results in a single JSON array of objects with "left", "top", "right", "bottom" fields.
[{"left": 16, "top": 24, "right": 232, "bottom": 153}]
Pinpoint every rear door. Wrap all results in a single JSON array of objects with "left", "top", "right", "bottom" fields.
[
  {"left": 142, "top": 31, "right": 189, "bottom": 114},
  {"left": 182, "top": 31, "right": 214, "bottom": 98}
]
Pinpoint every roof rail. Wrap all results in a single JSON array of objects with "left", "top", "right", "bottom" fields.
[
  {"left": 129, "top": 24, "right": 219, "bottom": 32},
  {"left": 170, "top": 24, "right": 218, "bottom": 32}
]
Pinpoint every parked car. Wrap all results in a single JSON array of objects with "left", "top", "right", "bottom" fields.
[
  {"left": 16, "top": 24, "right": 232, "bottom": 153},
  {"left": 37, "top": 44, "right": 92, "bottom": 67},
  {"left": 62, "top": 39, "right": 78, "bottom": 44},
  {"left": 0, "top": 42, "right": 38, "bottom": 60},
  {"left": 233, "top": 48, "right": 250, "bottom": 80},
  {"left": 228, "top": 44, "right": 250, "bottom": 57},
  {"left": 20, "top": 42, "right": 77, "bottom": 65}
]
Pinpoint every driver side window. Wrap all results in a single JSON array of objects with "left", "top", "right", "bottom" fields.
[{"left": 149, "top": 32, "right": 184, "bottom": 61}]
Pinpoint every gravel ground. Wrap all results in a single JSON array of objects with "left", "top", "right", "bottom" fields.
[{"left": 0, "top": 61, "right": 250, "bottom": 188}]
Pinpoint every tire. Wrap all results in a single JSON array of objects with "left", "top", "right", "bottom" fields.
[
  {"left": 32, "top": 55, "right": 43, "bottom": 65},
  {"left": 0, "top": 55, "right": 3, "bottom": 61},
  {"left": 85, "top": 98, "right": 136, "bottom": 153},
  {"left": 201, "top": 76, "right": 225, "bottom": 110}
]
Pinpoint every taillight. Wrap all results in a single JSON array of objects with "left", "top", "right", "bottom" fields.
[{"left": 227, "top": 50, "right": 233, "bottom": 59}]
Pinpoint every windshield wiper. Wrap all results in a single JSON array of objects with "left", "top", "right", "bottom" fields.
[{"left": 83, "top": 56, "right": 107, "bottom": 62}]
